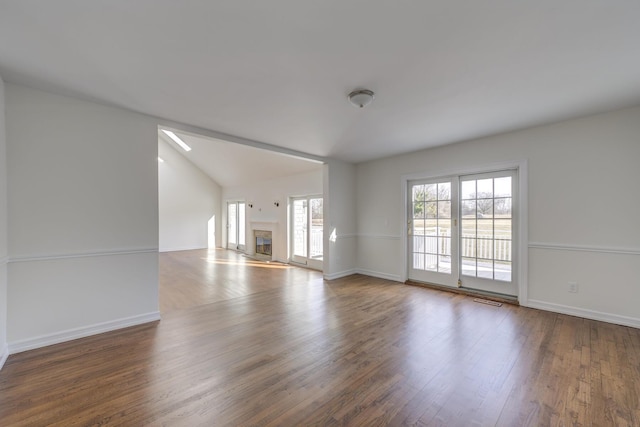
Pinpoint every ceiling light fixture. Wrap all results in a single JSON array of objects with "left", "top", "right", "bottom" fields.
[
  {"left": 161, "top": 129, "right": 192, "bottom": 152},
  {"left": 348, "top": 89, "right": 374, "bottom": 108}
]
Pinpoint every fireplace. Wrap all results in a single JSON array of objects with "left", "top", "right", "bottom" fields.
[{"left": 254, "top": 230, "right": 272, "bottom": 260}]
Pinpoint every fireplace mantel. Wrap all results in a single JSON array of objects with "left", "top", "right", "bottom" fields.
[{"left": 250, "top": 221, "right": 278, "bottom": 232}]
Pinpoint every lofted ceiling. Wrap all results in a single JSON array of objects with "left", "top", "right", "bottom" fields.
[
  {"left": 1, "top": 1, "right": 640, "bottom": 163},
  {"left": 159, "top": 130, "right": 322, "bottom": 188}
]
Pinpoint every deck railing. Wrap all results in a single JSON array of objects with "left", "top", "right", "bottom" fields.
[
  {"left": 415, "top": 230, "right": 511, "bottom": 261},
  {"left": 310, "top": 228, "right": 323, "bottom": 258}
]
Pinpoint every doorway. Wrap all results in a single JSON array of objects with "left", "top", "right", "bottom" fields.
[
  {"left": 227, "top": 201, "right": 246, "bottom": 251},
  {"left": 290, "top": 196, "right": 323, "bottom": 270},
  {"left": 408, "top": 170, "right": 517, "bottom": 297}
]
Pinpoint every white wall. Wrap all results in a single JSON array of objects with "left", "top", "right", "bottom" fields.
[
  {"left": 5, "top": 84, "right": 160, "bottom": 352},
  {"left": 323, "top": 160, "right": 358, "bottom": 279},
  {"left": 222, "top": 169, "right": 323, "bottom": 264},
  {"left": 0, "top": 75, "right": 8, "bottom": 368},
  {"left": 158, "top": 138, "right": 222, "bottom": 251},
  {"left": 1, "top": 80, "right": 636, "bottom": 366},
  {"left": 356, "top": 106, "right": 640, "bottom": 327}
]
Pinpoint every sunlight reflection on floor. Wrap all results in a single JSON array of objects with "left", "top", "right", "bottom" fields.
[{"left": 202, "top": 258, "right": 293, "bottom": 269}]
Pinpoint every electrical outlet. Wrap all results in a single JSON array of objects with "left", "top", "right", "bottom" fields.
[{"left": 568, "top": 281, "right": 578, "bottom": 293}]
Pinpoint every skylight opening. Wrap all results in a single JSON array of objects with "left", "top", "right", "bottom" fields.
[{"left": 161, "top": 129, "right": 192, "bottom": 152}]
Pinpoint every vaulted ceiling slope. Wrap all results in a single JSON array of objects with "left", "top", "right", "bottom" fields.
[
  {"left": 159, "top": 130, "right": 322, "bottom": 188},
  {"left": 1, "top": 1, "right": 639, "bottom": 163}
]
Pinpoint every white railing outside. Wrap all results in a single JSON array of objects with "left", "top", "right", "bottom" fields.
[
  {"left": 310, "top": 228, "right": 323, "bottom": 258},
  {"left": 460, "top": 236, "right": 511, "bottom": 261},
  {"left": 414, "top": 229, "right": 511, "bottom": 261}
]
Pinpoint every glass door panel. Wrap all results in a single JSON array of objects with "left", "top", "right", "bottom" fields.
[
  {"left": 291, "top": 196, "right": 323, "bottom": 269},
  {"left": 238, "top": 202, "right": 246, "bottom": 248},
  {"left": 310, "top": 198, "right": 323, "bottom": 260},
  {"left": 226, "top": 201, "right": 246, "bottom": 251},
  {"left": 408, "top": 170, "right": 518, "bottom": 297},
  {"left": 227, "top": 203, "right": 237, "bottom": 248},
  {"left": 408, "top": 179, "right": 458, "bottom": 286},
  {"left": 459, "top": 171, "right": 516, "bottom": 295},
  {"left": 292, "top": 199, "right": 307, "bottom": 258}
]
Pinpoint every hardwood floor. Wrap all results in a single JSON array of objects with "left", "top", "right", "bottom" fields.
[{"left": 1, "top": 249, "right": 639, "bottom": 426}]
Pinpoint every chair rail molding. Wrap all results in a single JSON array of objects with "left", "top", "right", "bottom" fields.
[
  {"left": 8, "top": 247, "right": 158, "bottom": 263},
  {"left": 528, "top": 242, "right": 640, "bottom": 256}
]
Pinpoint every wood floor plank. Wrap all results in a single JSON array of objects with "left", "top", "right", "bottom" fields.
[{"left": 1, "top": 249, "right": 639, "bottom": 426}]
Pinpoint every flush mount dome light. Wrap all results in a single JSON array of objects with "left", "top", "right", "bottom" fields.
[{"left": 348, "top": 89, "right": 374, "bottom": 108}]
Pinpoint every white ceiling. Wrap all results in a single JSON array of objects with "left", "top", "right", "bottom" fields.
[
  {"left": 160, "top": 130, "right": 322, "bottom": 188},
  {"left": 2, "top": 1, "right": 640, "bottom": 163}
]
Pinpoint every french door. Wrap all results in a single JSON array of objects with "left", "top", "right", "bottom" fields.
[
  {"left": 290, "top": 196, "right": 323, "bottom": 270},
  {"left": 408, "top": 170, "right": 517, "bottom": 296},
  {"left": 227, "top": 201, "right": 246, "bottom": 251},
  {"left": 408, "top": 178, "right": 459, "bottom": 287}
]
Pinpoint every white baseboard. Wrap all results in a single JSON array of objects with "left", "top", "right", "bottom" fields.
[
  {"left": 0, "top": 343, "right": 8, "bottom": 371},
  {"left": 356, "top": 268, "right": 403, "bottom": 283},
  {"left": 324, "top": 268, "right": 402, "bottom": 282},
  {"left": 324, "top": 269, "right": 357, "bottom": 280},
  {"left": 8, "top": 311, "right": 161, "bottom": 355},
  {"left": 526, "top": 300, "right": 640, "bottom": 329}
]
